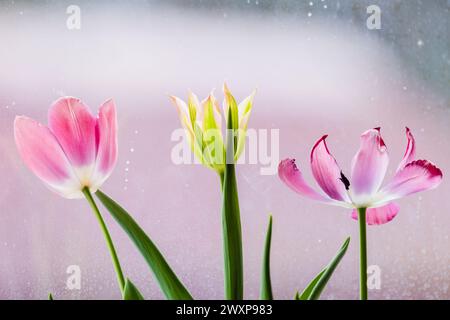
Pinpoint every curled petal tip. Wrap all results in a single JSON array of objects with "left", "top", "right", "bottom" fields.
[
  {"left": 103, "top": 98, "right": 114, "bottom": 105},
  {"left": 310, "top": 134, "right": 329, "bottom": 161},
  {"left": 278, "top": 158, "right": 298, "bottom": 175},
  {"left": 278, "top": 158, "right": 335, "bottom": 203},
  {"left": 100, "top": 98, "right": 116, "bottom": 112},
  {"left": 407, "top": 160, "right": 442, "bottom": 178},
  {"left": 223, "top": 82, "right": 232, "bottom": 96}
]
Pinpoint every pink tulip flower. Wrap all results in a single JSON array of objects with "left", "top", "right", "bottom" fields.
[
  {"left": 14, "top": 97, "right": 118, "bottom": 199},
  {"left": 279, "top": 127, "right": 442, "bottom": 225}
]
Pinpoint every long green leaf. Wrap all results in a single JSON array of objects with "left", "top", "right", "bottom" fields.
[
  {"left": 260, "top": 215, "right": 273, "bottom": 300},
  {"left": 96, "top": 190, "right": 193, "bottom": 300},
  {"left": 307, "top": 237, "right": 350, "bottom": 300},
  {"left": 298, "top": 268, "right": 327, "bottom": 300},
  {"left": 222, "top": 109, "right": 244, "bottom": 299},
  {"left": 48, "top": 293, "right": 53, "bottom": 300},
  {"left": 123, "top": 278, "right": 144, "bottom": 300}
]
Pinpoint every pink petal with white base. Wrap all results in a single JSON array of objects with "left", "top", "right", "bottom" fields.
[
  {"left": 14, "top": 116, "right": 81, "bottom": 197},
  {"left": 278, "top": 159, "right": 331, "bottom": 203},
  {"left": 351, "top": 202, "right": 400, "bottom": 225},
  {"left": 351, "top": 128, "right": 389, "bottom": 197},
  {"left": 396, "top": 127, "right": 416, "bottom": 172},
  {"left": 48, "top": 97, "right": 97, "bottom": 168},
  {"left": 379, "top": 160, "right": 442, "bottom": 203},
  {"left": 310, "top": 135, "right": 351, "bottom": 202},
  {"left": 90, "top": 99, "right": 118, "bottom": 190}
]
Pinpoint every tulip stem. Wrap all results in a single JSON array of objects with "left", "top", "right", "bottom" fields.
[
  {"left": 82, "top": 187, "right": 126, "bottom": 295},
  {"left": 358, "top": 207, "right": 368, "bottom": 300}
]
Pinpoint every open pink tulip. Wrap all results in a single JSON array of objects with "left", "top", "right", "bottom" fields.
[
  {"left": 14, "top": 97, "right": 118, "bottom": 199},
  {"left": 279, "top": 127, "right": 442, "bottom": 225}
]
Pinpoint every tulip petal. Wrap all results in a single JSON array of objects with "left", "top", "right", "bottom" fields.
[
  {"left": 310, "top": 135, "right": 351, "bottom": 202},
  {"left": 169, "top": 95, "right": 205, "bottom": 165},
  {"left": 279, "top": 159, "right": 332, "bottom": 202},
  {"left": 351, "top": 202, "right": 399, "bottom": 225},
  {"left": 187, "top": 91, "right": 201, "bottom": 126},
  {"left": 201, "top": 94, "right": 225, "bottom": 170},
  {"left": 222, "top": 83, "right": 239, "bottom": 131},
  {"left": 90, "top": 99, "right": 118, "bottom": 191},
  {"left": 350, "top": 128, "right": 389, "bottom": 198},
  {"left": 377, "top": 160, "right": 442, "bottom": 203},
  {"left": 202, "top": 91, "right": 222, "bottom": 131},
  {"left": 48, "top": 97, "right": 97, "bottom": 172},
  {"left": 235, "top": 90, "right": 256, "bottom": 161},
  {"left": 396, "top": 127, "right": 416, "bottom": 173},
  {"left": 237, "top": 89, "right": 256, "bottom": 127},
  {"left": 14, "top": 116, "right": 81, "bottom": 198}
]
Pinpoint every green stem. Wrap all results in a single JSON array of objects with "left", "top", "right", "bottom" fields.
[
  {"left": 358, "top": 207, "right": 368, "bottom": 300},
  {"left": 221, "top": 163, "right": 243, "bottom": 300},
  {"left": 220, "top": 110, "right": 243, "bottom": 300},
  {"left": 82, "top": 187, "right": 126, "bottom": 294}
]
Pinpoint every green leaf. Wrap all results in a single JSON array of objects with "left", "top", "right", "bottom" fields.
[
  {"left": 294, "top": 291, "right": 300, "bottom": 300},
  {"left": 298, "top": 268, "right": 326, "bottom": 300},
  {"left": 306, "top": 237, "right": 351, "bottom": 300},
  {"left": 260, "top": 215, "right": 273, "bottom": 300},
  {"left": 48, "top": 293, "right": 53, "bottom": 300},
  {"left": 123, "top": 278, "right": 144, "bottom": 300},
  {"left": 95, "top": 190, "right": 193, "bottom": 300},
  {"left": 221, "top": 109, "right": 244, "bottom": 300}
]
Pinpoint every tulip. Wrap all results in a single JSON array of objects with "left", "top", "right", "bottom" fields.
[
  {"left": 14, "top": 97, "right": 126, "bottom": 295},
  {"left": 14, "top": 97, "right": 118, "bottom": 198},
  {"left": 170, "top": 83, "right": 256, "bottom": 177},
  {"left": 169, "top": 84, "right": 256, "bottom": 299},
  {"left": 278, "top": 127, "right": 442, "bottom": 299}
]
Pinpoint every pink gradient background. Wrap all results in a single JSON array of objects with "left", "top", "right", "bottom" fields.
[{"left": 0, "top": 2, "right": 449, "bottom": 299}]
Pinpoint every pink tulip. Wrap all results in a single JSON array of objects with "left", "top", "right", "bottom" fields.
[
  {"left": 279, "top": 127, "right": 442, "bottom": 225},
  {"left": 14, "top": 97, "right": 118, "bottom": 199}
]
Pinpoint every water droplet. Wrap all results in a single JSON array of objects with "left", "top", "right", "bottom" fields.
[
  {"left": 125, "top": 160, "right": 130, "bottom": 165},
  {"left": 130, "top": 148, "right": 135, "bottom": 153},
  {"left": 323, "top": 4, "right": 328, "bottom": 9},
  {"left": 309, "top": 1, "right": 314, "bottom": 6},
  {"left": 125, "top": 167, "right": 129, "bottom": 172},
  {"left": 307, "top": 12, "right": 312, "bottom": 17},
  {"left": 417, "top": 39, "right": 424, "bottom": 47}
]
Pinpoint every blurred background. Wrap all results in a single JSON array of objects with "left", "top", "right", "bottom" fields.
[{"left": 0, "top": 0, "right": 449, "bottom": 299}]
